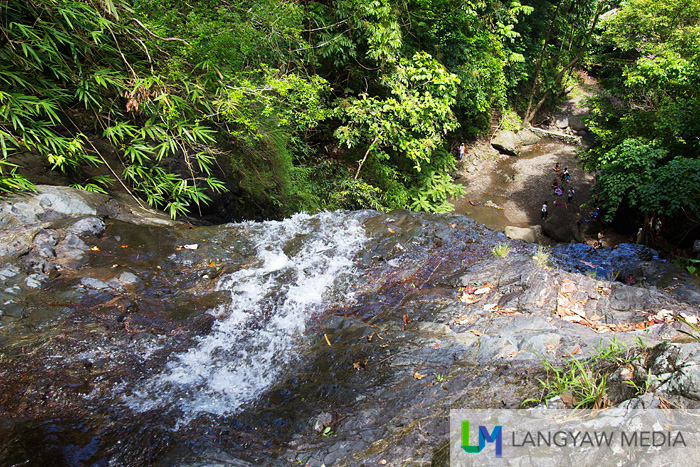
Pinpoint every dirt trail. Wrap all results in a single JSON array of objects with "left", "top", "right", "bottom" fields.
[{"left": 451, "top": 75, "right": 633, "bottom": 247}]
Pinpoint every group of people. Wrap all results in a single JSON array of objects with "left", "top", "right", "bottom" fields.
[{"left": 541, "top": 161, "right": 575, "bottom": 219}]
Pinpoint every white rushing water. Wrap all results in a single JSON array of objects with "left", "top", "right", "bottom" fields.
[{"left": 125, "top": 212, "right": 368, "bottom": 422}]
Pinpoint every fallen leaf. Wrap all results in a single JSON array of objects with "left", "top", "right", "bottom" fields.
[
  {"left": 495, "top": 307, "right": 518, "bottom": 314},
  {"left": 380, "top": 344, "right": 389, "bottom": 348},
  {"left": 353, "top": 361, "right": 366, "bottom": 371},
  {"left": 469, "top": 329, "right": 483, "bottom": 336},
  {"left": 324, "top": 334, "right": 331, "bottom": 346},
  {"left": 463, "top": 285, "right": 476, "bottom": 294},
  {"left": 90, "top": 246, "right": 100, "bottom": 251},
  {"left": 483, "top": 303, "right": 499, "bottom": 312},
  {"left": 402, "top": 313, "right": 409, "bottom": 325},
  {"left": 433, "top": 343, "right": 440, "bottom": 349},
  {"left": 454, "top": 314, "right": 475, "bottom": 326},
  {"left": 473, "top": 285, "right": 492, "bottom": 295},
  {"left": 183, "top": 244, "right": 198, "bottom": 250},
  {"left": 388, "top": 228, "right": 395, "bottom": 233},
  {"left": 450, "top": 223, "right": 456, "bottom": 228},
  {"left": 413, "top": 371, "right": 427, "bottom": 380},
  {"left": 208, "top": 261, "right": 216, "bottom": 267},
  {"left": 560, "top": 281, "right": 577, "bottom": 294},
  {"left": 120, "top": 245, "right": 129, "bottom": 248},
  {"left": 545, "top": 344, "right": 556, "bottom": 354},
  {"left": 501, "top": 350, "right": 526, "bottom": 359}
]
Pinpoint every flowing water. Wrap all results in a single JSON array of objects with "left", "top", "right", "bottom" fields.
[
  {"left": 0, "top": 208, "right": 514, "bottom": 466},
  {"left": 125, "top": 212, "right": 369, "bottom": 423}
]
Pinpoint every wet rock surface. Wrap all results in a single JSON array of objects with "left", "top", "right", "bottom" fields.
[{"left": 0, "top": 188, "right": 699, "bottom": 466}]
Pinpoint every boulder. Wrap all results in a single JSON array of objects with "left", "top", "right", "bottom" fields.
[
  {"left": 518, "top": 129, "right": 541, "bottom": 146},
  {"left": 555, "top": 116, "right": 569, "bottom": 129},
  {"left": 504, "top": 225, "right": 543, "bottom": 244},
  {"left": 568, "top": 115, "right": 586, "bottom": 131},
  {"left": 491, "top": 130, "right": 521, "bottom": 156}
]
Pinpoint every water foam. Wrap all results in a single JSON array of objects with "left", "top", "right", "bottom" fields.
[{"left": 126, "top": 212, "right": 367, "bottom": 421}]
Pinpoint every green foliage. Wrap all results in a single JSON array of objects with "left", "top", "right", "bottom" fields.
[
  {"left": 583, "top": 0, "right": 700, "bottom": 223},
  {"left": 525, "top": 339, "right": 641, "bottom": 409},
  {"left": 491, "top": 242, "right": 511, "bottom": 258},
  {"left": 334, "top": 52, "right": 463, "bottom": 212},
  {"left": 0, "top": 0, "right": 231, "bottom": 218},
  {"left": 532, "top": 245, "right": 550, "bottom": 268}
]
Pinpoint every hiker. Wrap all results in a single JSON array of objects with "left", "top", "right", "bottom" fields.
[
  {"left": 541, "top": 201, "right": 548, "bottom": 219},
  {"left": 567, "top": 187, "right": 575, "bottom": 204},
  {"left": 654, "top": 217, "right": 662, "bottom": 236},
  {"left": 553, "top": 162, "right": 561, "bottom": 172},
  {"left": 554, "top": 187, "right": 562, "bottom": 196},
  {"left": 458, "top": 142, "right": 465, "bottom": 160}
]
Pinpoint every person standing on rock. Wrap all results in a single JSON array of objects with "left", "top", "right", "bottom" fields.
[
  {"left": 458, "top": 142, "right": 465, "bottom": 160},
  {"left": 541, "top": 201, "right": 548, "bottom": 219},
  {"left": 567, "top": 187, "right": 575, "bottom": 205}
]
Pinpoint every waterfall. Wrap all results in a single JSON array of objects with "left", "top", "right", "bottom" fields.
[{"left": 125, "top": 211, "right": 368, "bottom": 421}]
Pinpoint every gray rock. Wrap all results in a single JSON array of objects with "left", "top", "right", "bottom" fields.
[
  {"left": 0, "top": 265, "right": 21, "bottom": 282},
  {"left": 518, "top": 129, "right": 541, "bottom": 146},
  {"left": 69, "top": 217, "right": 106, "bottom": 236},
  {"left": 0, "top": 229, "right": 36, "bottom": 258},
  {"left": 555, "top": 116, "right": 569, "bottom": 129},
  {"left": 312, "top": 412, "right": 334, "bottom": 433},
  {"left": 476, "top": 335, "right": 518, "bottom": 363},
  {"left": 491, "top": 130, "right": 522, "bottom": 156},
  {"left": 504, "top": 225, "right": 542, "bottom": 244},
  {"left": 81, "top": 278, "right": 113, "bottom": 290},
  {"left": 114, "top": 271, "right": 140, "bottom": 287},
  {"left": 0, "top": 300, "right": 24, "bottom": 318},
  {"left": 26, "top": 273, "right": 50, "bottom": 289},
  {"left": 568, "top": 115, "right": 586, "bottom": 131}
]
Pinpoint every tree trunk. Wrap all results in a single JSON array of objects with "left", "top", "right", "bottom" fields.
[{"left": 523, "top": 1, "right": 606, "bottom": 126}]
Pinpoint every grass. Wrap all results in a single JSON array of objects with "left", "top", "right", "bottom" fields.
[
  {"left": 532, "top": 245, "right": 550, "bottom": 268},
  {"left": 523, "top": 338, "right": 645, "bottom": 409},
  {"left": 491, "top": 242, "right": 511, "bottom": 258}
]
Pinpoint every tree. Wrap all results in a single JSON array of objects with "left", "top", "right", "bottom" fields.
[
  {"left": 334, "top": 52, "right": 463, "bottom": 212},
  {"left": 583, "top": 0, "right": 700, "bottom": 236}
]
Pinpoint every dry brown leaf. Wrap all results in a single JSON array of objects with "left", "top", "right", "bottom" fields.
[
  {"left": 454, "top": 314, "right": 475, "bottom": 326},
  {"left": 90, "top": 246, "right": 100, "bottom": 251},
  {"left": 388, "top": 228, "right": 395, "bottom": 233},
  {"left": 501, "top": 350, "right": 526, "bottom": 359},
  {"left": 560, "top": 280, "right": 577, "bottom": 294},
  {"left": 483, "top": 303, "right": 499, "bottom": 312},
  {"left": 413, "top": 371, "right": 427, "bottom": 380},
  {"left": 474, "top": 285, "right": 492, "bottom": 295},
  {"left": 469, "top": 329, "right": 483, "bottom": 336},
  {"left": 495, "top": 307, "right": 518, "bottom": 314},
  {"left": 353, "top": 361, "right": 366, "bottom": 371}
]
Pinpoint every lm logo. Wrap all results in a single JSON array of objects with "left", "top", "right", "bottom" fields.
[{"left": 461, "top": 421, "right": 502, "bottom": 458}]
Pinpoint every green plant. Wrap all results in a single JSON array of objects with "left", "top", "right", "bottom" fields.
[
  {"left": 434, "top": 373, "right": 444, "bottom": 383},
  {"left": 491, "top": 242, "right": 511, "bottom": 258},
  {"left": 322, "top": 426, "right": 333, "bottom": 437},
  {"left": 672, "top": 314, "right": 700, "bottom": 343},
  {"left": 532, "top": 246, "right": 550, "bottom": 268},
  {"left": 674, "top": 256, "right": 700, "bottom": 277},
  {"left": 524, "top": 339, "right": 641, "bottom": 409}
]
